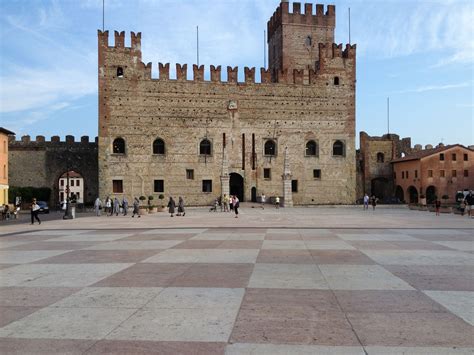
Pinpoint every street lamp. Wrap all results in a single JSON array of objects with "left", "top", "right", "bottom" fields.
[{"left": 63, "top": 164, "right": 70, "bottom": 220}]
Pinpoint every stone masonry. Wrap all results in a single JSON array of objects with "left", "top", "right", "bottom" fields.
[
  {"left": 98, "top": 2, "right": 356, "bottom": 206},
  {"left": 8, "top": 135, "right": 98, "bottom": 207}
]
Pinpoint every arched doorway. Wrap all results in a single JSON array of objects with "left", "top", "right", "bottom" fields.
[
  {"left": 408, "top": 186, "right": 418, "bottom": 204},
  {"left": 251, "top": 187, "right": 257, "bottom": 202},
  {"left": 395, "top": 185, "right": 404, "bottom": 203},
  {"left": 229, "top": 173, "right": 244, "bottom": 201},
  {"left": 371, "top": 177, "right": 390, "bottom": 200},
  {"left": 426, "top": 186, "right": 436, "bottom": 204}
]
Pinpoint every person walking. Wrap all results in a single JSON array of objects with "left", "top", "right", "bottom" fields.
[
  {"left": 233, "top": 195, "right": 240, "bottom": 218},
  {"left": 122, "top": 197, "right": 129, "bottom": 216},
  {"left": 363, "top": 193, "right": 369, "bottom": 210},
  {"left": 30, "top": 198, "right": 41, "bottom": 225},
  {"left": 275, "top": 196, "right": 280, "bottom": 209},
  {"left": 435, "top": 198, "right": 441, "bottom": 216},
  {"left": 131, "top": 197, "right": 140, "bottom": 218},
  {"left": 105, "top": 196, "right": 111, "bottom": 216},
  {"left": 229, "top": 196, "right": 234, "bottom": 211},
  {"left": 94, "top": 197, "right": 102, "bottom": 216},
  {"left": 177, "top": 196, "right": 185, "bottom": 216},
  {"left": 223, "top": 194, "right": 229, "bottom": 212},
  {"left": 261, "top": 193, "right": 266, "bottom": 209},
  {"left": 113, "top": 197, "right": 120, "bottom": 216},
  {"left": 213, "top": 198, "right": 219, "bottom": 212},
  {"left": 370, "top": 195, "right": 377, "bottom": 211},
  {"left": 465, "top": 191, "right": 474, "bottom": 218},
  {"left": 168, "top": 197, "right": 176, "bottom": 217}
]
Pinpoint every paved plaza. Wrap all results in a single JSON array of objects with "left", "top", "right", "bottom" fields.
[{"left": 0, "top": 206, "right": 473, "bottom": 354}]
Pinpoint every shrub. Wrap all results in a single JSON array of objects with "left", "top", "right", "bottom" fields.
[
  {"left": 9, "top": 186, "right": 51, "bottom": 204},
  {"left": 139, "top": 196, "right": 146, "bottom": 201},
  {"left": 441, "top": 194, "right": 449, "bottom": 200},
  {"left": 148, "top": 195, "right": 154, "bottom": 201},
  {"left": 158, "top": 194, "right": 164, "bottom": 200}
]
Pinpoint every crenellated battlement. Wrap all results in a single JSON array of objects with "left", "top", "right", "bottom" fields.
[
  {"left": 267, "top": 2, "right": 335, "bottom": 40},
  {"left": 98, "top": 30, "right": 141, "bottom": 51},
  {"left": 8, "top": 135, "right": 98, "bottom": 146},
  {"left": 319, "top": 43, "right": 356, "bottom": 59}
]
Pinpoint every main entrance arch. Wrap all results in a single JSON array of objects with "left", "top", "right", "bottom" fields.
[
  {"left": 426, "top": 186, "right": 436, "bottom": 204},
  {"left": 408, "top": 186, "right": 418, "bottom": 204},
  {"left": 229, "top": 173, "right": 244, "bottom": 202},
  {"left": 395, "top": 185, "right": 404, "bottom": 203}
]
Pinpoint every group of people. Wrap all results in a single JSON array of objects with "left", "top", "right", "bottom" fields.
[
  {"left": 166, "top": 196, "right": 185, "bottom": 217},
  {"left": 363, "top": 194, "right": 378, "bottom": 210},
  {"left": 212, "top": 194, "right": 240, "bottom": 217},
  {"left": 94, "top": 196, "right": 130, "bottom": 217}
]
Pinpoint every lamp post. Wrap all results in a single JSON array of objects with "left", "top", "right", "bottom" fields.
[{"left": 63, "top": 166, "right": 70, "bottom": 219}]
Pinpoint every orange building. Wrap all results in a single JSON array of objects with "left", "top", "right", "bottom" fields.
[
  {"left": 0, "top": 128, "right": 15, "bottom": 205},
  {"left": 392, "top": 144, "right": 474, "bottom": 204}
]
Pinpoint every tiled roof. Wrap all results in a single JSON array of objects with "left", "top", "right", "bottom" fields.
[
  {"left": 391, "top": 144, "right": 470, "bottom": 163},
  {"left": 0, "top": 127, "right": 15, "bottom": 135}
]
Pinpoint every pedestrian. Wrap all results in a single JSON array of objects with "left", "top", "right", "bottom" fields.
[
  {"left": 465, "top": 191, "right": 474, "bottom": 218},
  {"left": 275, "top": 196, "right": 280, "bottom": 209},
  {"left": 122, "top": 197, "right": 129, "bottom": 216},
  {"left": 370, "top": 195, "right": 377, "bottom": 210},
  {"left": 94, "top": 197, "right": 102, "bottom": 216},
  {"left": 105, "top": 196, "right": 111, "bottom": 216},
  {"left": 177, "top": 196, "right": 185, "bottom": 216},
  {"left": 113, "top": 197, "right": 120, "bottom": 216},
  {"left": 168, "top": 197, "right": 176, "bottom": 217},
  {"left": 233, "top": 195, "right": 240, "bottom": 218},
  {"left": 459, "top": 199, "right": 466, "bottom": 216},
  {"left": 229, "top": 196, "right": 234, "bottom": 211},
  {"left": 435, "top": 198, "right": 441, "bottom": 216},
  {"left": 214, "top": 198, "right": 219, "bottom": 212},
  {"left": 261, "top": 193, "right": 266, "bottom": 209},
  {"left": 223, "top": 194, "right": 229, "bottom": 212},
  {"left": 131, "top": 197, "right": 140, "bottom": 218},
  {"left": 30, "top": 198, "right": 41, "bottom": 225},
  {"left": 363, "top": 193, "right": 369, "bottom": 210}
]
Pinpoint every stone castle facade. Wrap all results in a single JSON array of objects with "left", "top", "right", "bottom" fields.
[{"left": 98, "top": 1, "right": 357, "bottom": 206}]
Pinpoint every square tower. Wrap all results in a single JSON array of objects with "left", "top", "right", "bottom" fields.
[{"left": 267, "top": 2, "right": 335, "bottom": 72}]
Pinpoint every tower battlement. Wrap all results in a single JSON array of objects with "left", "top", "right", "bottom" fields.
[
  {"left": 267, "top": 2, "right": 335, "bottom": 40},
  {"left": 98, "top": 30, "right": 141, "bottom": 50}
]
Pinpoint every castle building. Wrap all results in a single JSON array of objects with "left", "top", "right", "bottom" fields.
[{"left": 98, "top": 1, "right": 356, "bottom": 205}]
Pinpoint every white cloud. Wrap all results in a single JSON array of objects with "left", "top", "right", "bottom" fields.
[{"left": 391, "top": 81, "right": 472, "bottom": 94}]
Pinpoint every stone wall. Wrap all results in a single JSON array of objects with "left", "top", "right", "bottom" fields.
[
  {"left": 8, "top": 135, "right": 98, "bottom": 206},
  {"left": 98, "top": 2, "right": 357, "bottom": 206}
]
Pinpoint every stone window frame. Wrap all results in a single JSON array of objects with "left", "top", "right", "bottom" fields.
[
  {"left": 112, "top": 179, "right": 124, "bottom": 193},
  {"left": 202, "top": 179, "right": 212, "bottom": 193},
  {"left": 112, "top": 137, "right": 126, "bottom": 155},
  {"left": 263, "top": 139, "right": 277, "bottom": 157},
  {"left": 332, "top": 140, "right": 346, "bottom": 157},
  {"left": 152, "top": 137, "right": 166, "bottom": 155},
  {"left": 334, "top": 76, "right": 340, "bottom": 86},
  {"left": 199, "top": 138, "right": 213, "bottom": 156},
  {"left": 376, "top": 152, "right": 385, "bottom": 163},
  {"left": 305, "top": 140, "right": 319, "bottom": 157},
  {"left": 263, "top": 168, "right": 271, "bottom": 180},
  {"left": 186, "top": 169, "right": 194, "bottom": 180},
  {"left": 153, "top": 179, "right": 164, "bottom": 193},
  {"left": 116, "top": 66, "right": 124, "bottom": 78},
  {"left": 313, "top": 169, "right": 321, "bottom": 180},
  {"left": 291, "top": 180, "right": 298, "bottom": 193}
]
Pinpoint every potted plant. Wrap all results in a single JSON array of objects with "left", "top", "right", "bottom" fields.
[
  {"left": 440, "top": 194, "right": 452, "bottom": 213},
  {"left": 148, "top": 196, "right": 157, "bottom": 213},
  {"left": 157, "top": 194, "right": 165, "bottom": 212},
  {"left": 138, "top": 196, "right": 148, "bottom": 215}
]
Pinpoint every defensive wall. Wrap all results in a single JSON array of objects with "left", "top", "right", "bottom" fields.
[{"left": 8, "top": 135, "right": 98, "bottom": 207}]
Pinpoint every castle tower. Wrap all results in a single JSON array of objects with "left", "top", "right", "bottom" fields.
[{"left": 267, "top": 1, "right": 335, "bottom": 73}]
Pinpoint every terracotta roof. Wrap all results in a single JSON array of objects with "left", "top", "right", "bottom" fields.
[
  {"left": 391, "top": 144, "right": 471, "bottom": 163},
  {"left": 60, "top": 171, "right": 83, "bottom": 178},
  {"left": 0, "top": 127, "right": 15, "bottom": 135}
]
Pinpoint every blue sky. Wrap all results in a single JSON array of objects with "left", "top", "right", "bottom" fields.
[{"left": 1, "top": 0, "right": 473, "bottom": 147}]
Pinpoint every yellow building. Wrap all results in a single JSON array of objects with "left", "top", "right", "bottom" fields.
[{"left": 0, "top": 128, "right": 15, "bottom": 205}]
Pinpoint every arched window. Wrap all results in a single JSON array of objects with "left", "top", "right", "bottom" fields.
[
  {"left": 200, "top": 139, "right": 211, "bottom": 155},
  {"left": 112, "top": 138, "right": 125, "bottom": 154},
  {"left": 305, "top": 140, "right": 318, "bottom": 156},
  {"left": 264, "top": 140, "right": 276, "bottom": 156},
  {"left": 153, "top": 138, "right": 165, "bottom": 155},
  {"left": 117, "top": 67, "right": 124, "bottom": 78},
  {"left": 333, "top": 140, "right": 344, "bottom": 156},
  {"left": 334, "top": 76, "right": 340, "bottom": 85},
  {"left": 377, "top": 152, "right": 385, "bottom": 163}
]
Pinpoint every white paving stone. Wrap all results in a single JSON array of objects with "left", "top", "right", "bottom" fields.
[
  {"left": 424, "top": 291, "right": 474, "bottom": 326},
  {"left": 143, "top": 249, "right": 259, "bottom": 263},
  {"left": 225, "top": 343, "right": 365, "bottom": 355}
]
